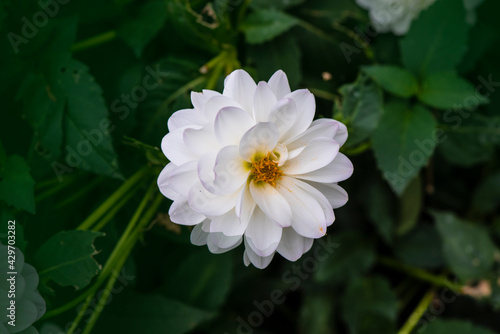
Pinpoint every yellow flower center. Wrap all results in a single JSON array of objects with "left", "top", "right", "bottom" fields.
[{"left": 251, "top": 152, "right": 283, "bottom": 187}]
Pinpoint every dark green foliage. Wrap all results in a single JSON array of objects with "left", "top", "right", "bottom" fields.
[{"left": 1, "top": 0, "right": 500, "bottom": 333}]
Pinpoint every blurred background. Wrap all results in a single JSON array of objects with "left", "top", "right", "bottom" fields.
[{"left": 1, "top": 0, "right": 500, "bottom": 333}]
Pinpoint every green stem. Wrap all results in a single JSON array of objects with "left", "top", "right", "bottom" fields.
[
  {"left": 397, "top": 288, "right": 435, "bottom": 334},
  {"left": 98, "top": 182, "right": 156, "bottom": 280},
  {"left": 66, "top": 183, "right": 159, "bottom": 334},
  {"left": 71, "top": 30, "right": 117, "bottom": 53},
  {"left": 66, "top": 289, "right": 97, "bottom": 334},
  {"left": 398, "top": 282, "right": 423, "bottom": 312},
  {"left": 309, "top": 88, "right": 339, "bottom": 102},
  {"left": 42, "top": 180, "right": 150, "bottom": 320},
  {"left": 378, "top": 257, "right": 463, "bottom": 293},
  {"left": 341, "top": 141, "right": 371, "bottom": 156},
  {"left": 77, "top": 167, "right": 150, "bottom": 231},
  {"left": 36, "top": 173, "right": 82, "bottom": 202},
  {"left": 82, "top": 193, "right": 163, "bottom": 334},
  {"left": 55, "top": 176, "right": 104, "bottom": 209},
  {"left": 237, "top": 0, "right": 252, "bottom": 25},
  {"left": 92, "top": 188, "right": 137, "bottom": 232},
  {"left": 331, "top": 21, "right": 374, "bottom": 61},
  {"left": 35, "top": 172, "right": 82, "bottom": 190},
  {"left": 42, "top": 285, "right": 97, "bottom": 320},
  {"left": 205, "top": 61, "right": 224, "bottom": 90},
  {"left": 298, "top": 20, "right": 339, "bottom": 45},
  {"left": 158, "top": 75, "right": 207, "bottom": 113},
  {"left": 81, "top": 243, "right": 132, "bottom": 334}
]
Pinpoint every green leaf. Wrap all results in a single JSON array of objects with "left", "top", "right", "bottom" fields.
[
  {"left": 35, "top": 230, "right": 104, "bottom": 290},
  {"left": 240, "top": 9, "right": 299, "bottom": 44},
  {"left": 340, "top": 276, "right": 398, "bottom": 334},
  {"left": 438, "top": 114, "right": 495, "bottom": 167},
  {"left": 394, "top": 225, "right": 445, "bottom": 269},
  {"left": 362, "top": 65, "right": 418, "bottom": 98},
  {"left": 315, "top": 231, "right": 376, "bottom": 284},
  {"left": 94, "top": 291, "right": 213, "bottom": 334},
  {"left": 0, "top": 144, "right": 35, "bottom": 213},
  {"left": 398, "top": 175, "right": 422, "bottom": 235},
  {"left": 421, "top": 319, "right": 496, "bottom": 334},
  {"left": 55, "top": 60, "right": 122, "bottom": 178},
  {"left": 162, "top": 250, "right": 233, "bottom": 311},
  {"left": 118, "top": 0, "right": 167, "bottom": 57},
  {"left": 334, "top": 74, "right": 383, "bottom": 146},
  {"left": 400, "top": 0, "right": 469, "bottom": 77},
  {"left": 250, "top": 0, "right": 306, "bottom": 10},
  {"left": 419, "top": 71, "right": 489, "bottom": 109},
  {"left": 247, "top": 33, "right": 302, "bottom": 88},
  {"left": 299, "top": 293, "right": 335, "bottom": 334},
  {"left": 372, "top": 102, "right": 437, "bottom": 195},
  {"left": 432, "top": 211, "right": 496, "bottom": 281},
  {"left": 20, "top": 59, "right": 122, "bottom": 179},
  {"left": 18, "top": 73, "right": 65, "bottom": 159}
]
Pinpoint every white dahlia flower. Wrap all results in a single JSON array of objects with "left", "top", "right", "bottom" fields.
[
  {"left": 355, "top": 0, "right": 436, "bottom": 35},
  {"left": 157, "top": 69, "right": 353, "bottom": 269}
]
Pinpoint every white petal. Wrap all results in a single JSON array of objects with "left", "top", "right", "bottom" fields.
[
  {"left": 158, "top": 163, "right": 181, "bottom": 200},
  {"left": 191, "top": 90, "right": 221, "bottom": 110},
  {"left": 213, "top": 145, "right": 250, "bottom": 195},
  {"left": 281, "top": 89, "right": 315, "bottom": 141},
  {"left": 197, "top": 152, "right": 217, "bottom": 192},
  {"left": 214, "top": 106, "right": 255, "bottom": 146},
  {"left": 201, "top": 219, "right": 211, "bottom": 232},
  {"left": 245, "top": 208, "right": 282, "bottom": 257},
  {"left": 169, "top": 198, "right": 206, "bottom": 226},
  {"left": 273, "top": 143, "right": 288, "bottom": 167},
  {"left": 243, "top": 244, "right": 275, "bottom": 269},
  {"left": 295, "top": 153, "right": 353, "bottom": 183},
  {"left": 207, "top": 233, "right": 242, "bottom": 254},
  {"left": 253, "top": 81, "right": 278, "bottom": 122},
  {"left": 161, "top": 128, "right": 198, "bottom": 165},
  {"left": 163, "top": 160, "right": 197, "bottom": 197},
  {"left": 203, "top": 95, "right": 244, "bottom": 122},
  {"left": 190, "top": 222, "right": 209, "bottom": 245},
  {"left": 243, "top": 251, "right": 251, "bottom": 266},
  {"left": 287, "top": 147, "right": 305, "bottom": 160},
  {"left": 306, "top": 182, "right": 349, "bottom": 209},
  {"left": 239, "top": 122, "right": 279, "bottom": 161},
  {"left": 249, "top": 181, "right": 292, "bottom": 228},
  {"left": 188, "top": 180, "right": 238, "bottom": 216},
  {"left": 223, "top": 69, "right": 257, "bottom": 114},
  {"left": 236, "top": 184, "right": 256, "bottom": 225},
  {"left": 210, "top": 209, "right": 249, "bottom": 236},
  {"left": 285, "top": 118, "right": 340, "bottom": 150},
  {"left": 268, "top": 70, "right": 291, "bottom": 99},
  {"left": 275, "top": 177, "right": 329, "bottom": 238},
  {"left": 282, "top": 138, "right": 339, "bottom": 175},
  {"left": 391, "top": 10, "right": 414, "bottom": 35},
  {"left": 183, "top": 125, "right": 220, "bottom": 156},
  {"left": 267, "top": 98, "right": 297, "bottom": 140},
  {"left": 168, "top": 108, "right": 205, "bottom": 132},
  {"left": 294, "top": 178, "right": 335, "bottom": 226},
  {"left": 277, "top": 228, "right": 314, "bottom": 261},
  {"left": 333, "top": 120, "right": 348, "bottom": 146}
]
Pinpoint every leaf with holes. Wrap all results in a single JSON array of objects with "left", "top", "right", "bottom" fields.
[{"left": 35, "top": 230, "right": 104, "bottom": 290}]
